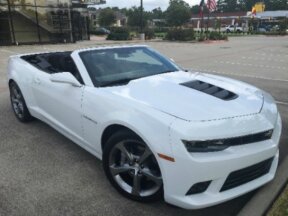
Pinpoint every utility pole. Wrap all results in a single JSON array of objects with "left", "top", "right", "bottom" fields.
[{"left": 140, "top": 0, "right": 143, "bottom": 33}]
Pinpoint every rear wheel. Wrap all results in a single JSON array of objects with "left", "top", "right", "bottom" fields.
[
  {"left": 9, "top": 81, "right": 33, "bottom": 122},
  {"left": 103, "top": 130, "right": 163, "bottom": 202}
]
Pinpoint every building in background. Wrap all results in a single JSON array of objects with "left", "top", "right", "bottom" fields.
[
  {"left": 0, "top": 0, "right": 106, "bottom": 45},
  {"left": 88, "top": 8, "right": 127, "bottom": 31},
  {"left": 190, "top": 10, "right": 288, "bottom": 31}
]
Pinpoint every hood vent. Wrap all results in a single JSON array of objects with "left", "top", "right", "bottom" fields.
[{"left": 180, "top": 80, "right": 238, "bottom": 101}]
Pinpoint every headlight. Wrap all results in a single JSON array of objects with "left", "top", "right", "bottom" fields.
[
  {"left": 182, "top": 140, "right": 228, "bottom": 152},
  {"left": 182, "top": 129, "right": 273, "bottom": 153}
]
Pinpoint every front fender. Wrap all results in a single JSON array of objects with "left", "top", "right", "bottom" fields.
[{"left": 82, "top": 87, "right": 176, "bottom": 159}]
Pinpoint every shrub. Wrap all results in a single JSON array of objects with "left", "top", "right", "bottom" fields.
[
  {"left": 208, "top": 31, "right": 228, "bottom": 40},
  {"left": 155, "top": 32, "right": 167, "bottom": 38},
  {"left": 144, "top": 28, "right": 155, "bottom": 40},
  {"left": 198, "top": 33, "right": 206, "bottom": 41},
  {"left": 154, "top": 27, "right": 170, "bottom": 33},
  {"left": 221, "top": 34, "right": 228, "bottom": 40},
  {"left": 166, "top": 28, "right": 195, "bottom": 41},
  {"left": 264, "top": 31, "right": 287, "bottom": 36},
  {"left": 107, "top": 27, "right": 131, "bottom": 40}
]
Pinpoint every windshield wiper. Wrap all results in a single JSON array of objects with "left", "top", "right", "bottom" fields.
[{"left": 160, "top": 69, "right": 178, "bottom": 74}]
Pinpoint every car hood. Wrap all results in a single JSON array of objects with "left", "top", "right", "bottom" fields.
[{"left": 105, "top": 71, "right": 264, "bottom": 121}]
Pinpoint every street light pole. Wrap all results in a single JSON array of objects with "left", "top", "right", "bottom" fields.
[{"left": 140, "top": 0, "right": 143, "bottom": 33}]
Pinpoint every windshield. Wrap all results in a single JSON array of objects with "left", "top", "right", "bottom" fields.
[{"left": 79, "top": 46, "right": 180, "bottom": 87}]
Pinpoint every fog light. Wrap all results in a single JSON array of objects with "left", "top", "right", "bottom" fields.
[{"left": 186, "top": 181, "right": 211, "bottom": 195}]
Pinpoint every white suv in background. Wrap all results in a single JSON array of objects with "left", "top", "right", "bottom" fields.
[{"left": 225, "top": 25, "right": 243, "bottom": 33}]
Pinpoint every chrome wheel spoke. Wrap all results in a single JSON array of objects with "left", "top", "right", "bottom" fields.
[
  {"left": 11, "top": 97, "right": 19, "bottom": 104},
  {"left": 109, "top": 164, "right": 131, "bottom": 176},
  {"left": 109, "top": 139, "right": 162, "bottom": 198},
  {"left": 18, "top": 102, "right": 24, "bottom": 112},
  {"left": 12, "top": 87, "right": 21, "bottom": 99},
  {"left": 138, "top": 147, "right": 152, "bottom": 164},
  {"left": 142, "top": 168, "right": 162, "bottom": 186},
  {"left": 116, "top": 142, "right": 133, "bottom": 162},
  {"left": 131, "top": 173, "right": 142, "bottom": 196}
]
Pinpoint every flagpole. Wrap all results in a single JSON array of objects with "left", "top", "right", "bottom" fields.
[
  {"left": 201, "top": 11, "right": 204, "bottom": 32},
  {"left": 199, "top": 0, "right": 204, "bottom": 33},
  {"left": 207, "top": 11, "right": 210, "bottom": 32}
]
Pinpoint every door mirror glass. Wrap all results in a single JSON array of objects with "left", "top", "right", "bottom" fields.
[{"left": 50, "top": 72, "right": 82, "bottom": 87}]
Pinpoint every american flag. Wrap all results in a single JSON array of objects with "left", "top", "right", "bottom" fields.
[{"left": 207, "top": 0, "right": 217, "bottom": 12}]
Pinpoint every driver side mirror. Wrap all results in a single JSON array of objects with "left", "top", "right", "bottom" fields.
[{"left": 50, "top": 72, "right": 82, "bottom": 87}]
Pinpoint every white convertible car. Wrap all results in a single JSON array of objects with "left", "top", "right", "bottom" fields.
[{"left": 7, "top": 45, "right": 281, "bottom": 209}]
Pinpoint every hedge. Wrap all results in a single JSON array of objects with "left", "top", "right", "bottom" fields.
[
  {"left": 166, "top": 28, "right": 195, "bottom": 41},
  {"left": 106, "top": 27, "right": 131, "bottom": 40}
]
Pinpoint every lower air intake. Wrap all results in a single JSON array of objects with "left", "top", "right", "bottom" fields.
[{"left": 220, "top": 157, "right": 274, "bottom": 192}]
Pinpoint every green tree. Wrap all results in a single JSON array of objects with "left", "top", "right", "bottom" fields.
[
  {"left": 264, "top": 0, "right": 288, "bottom": 10},
  {"left": 191, "top": 5, "right": 200, "bottom": 14},
  {"left": 216, "top": 0, "right": 227, "bottom": 12},
  {"left": 151, "top": 7, "right": 164, "bottom": 19},
  {"left": 191, "top": 4, "right": 209, "bottom": 14},
  {"left": 238, "top": 0, "right": 257, "bottom": 11},
  {"left": 99, "top": 8, "right": 116, "bottom": 27},
  {"left": 166, "top": 0, "right": 191, "bottom": 27},
  {"left": 216, "top": 0, "right": 239, "bottom": 12},
  {"left": 126, "top": 6, "right": 149, "bottom": 27}
]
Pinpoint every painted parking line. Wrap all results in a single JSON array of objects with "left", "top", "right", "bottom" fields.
[
  {"left": 0, "top": 49, "right": 18, "bottom": 54},
  {"left": 241, "top": 56, "right": 286, "bottom": 62},
  {"left": 217, "top": 61, "right": 287, "bottom": 70},
  {"left": 255, "top": 52, "right": 288, "bottom": 57},
  {"left": 276, "top": 101, "right": 288, "bottom": 106},
  {"left": 188, "top": 68, "right": 288, "bottom": 82}
]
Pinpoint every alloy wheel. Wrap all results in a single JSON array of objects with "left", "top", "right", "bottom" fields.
[
  {"left": 108, "top": 140, "right": 162, "bottom": 197},
  {"left": 10, "top": 84, "right": 24, "bottom": 119}
]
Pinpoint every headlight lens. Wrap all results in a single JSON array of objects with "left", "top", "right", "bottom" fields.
[
  {"left": 182, "top": 140, "right": 229, "bottom": 152},
  {"left": 182, "top": 129, "right": 273, "bottom": 153}
]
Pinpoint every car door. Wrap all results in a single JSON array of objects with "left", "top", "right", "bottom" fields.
[{"left": 32, "top": 70, "right": 84, "bottom": 142}]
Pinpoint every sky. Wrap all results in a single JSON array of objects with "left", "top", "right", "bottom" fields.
[{"left": 91, "top": 0, "right": 200, "bottom": 11}]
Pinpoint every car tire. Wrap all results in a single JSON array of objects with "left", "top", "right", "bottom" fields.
[
  {"left": 9, "top": 81, "right": 33, "bottom": 122},
  {"left": 103, "top": 129, "right": 163, "bottom": 202}
]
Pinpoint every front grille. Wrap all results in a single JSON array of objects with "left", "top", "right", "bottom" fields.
[
  {"left": 180, "top": 80, "right": 238, "bottom": 100},
  {"left": 184, "top": 129, "right": 273, "bottom": 153},
  {"left": 220, "top": 157, "right": 274, "bottom": 192},
  {"left": 214, "top": 129, "right": 273, "bottom": 147}
]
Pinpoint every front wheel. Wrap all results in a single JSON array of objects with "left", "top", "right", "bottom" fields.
[
  {"left": 103, "top": 130, "right": 163, "bottom": 202},
  {"left": 9, "top": 81, "right": 33, "bottom": 122}
]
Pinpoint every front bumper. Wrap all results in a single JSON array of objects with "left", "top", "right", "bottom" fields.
[{"left": 160, "top": 112, "right": 281, "bottom": 209}]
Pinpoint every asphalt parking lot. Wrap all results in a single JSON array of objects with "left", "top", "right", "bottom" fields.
[{"left": 0, "top": 36, "right": 287, "bottom": 216}]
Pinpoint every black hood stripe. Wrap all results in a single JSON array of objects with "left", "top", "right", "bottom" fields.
[{"left": 180, "top": 80, "right": 238, "bottom": 101}]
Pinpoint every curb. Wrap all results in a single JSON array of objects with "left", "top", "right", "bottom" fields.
[{"left": 238, "top": 156, "right": 288, "bottom": 216}]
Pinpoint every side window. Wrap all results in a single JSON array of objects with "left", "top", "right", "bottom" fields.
[
  {"left": 60, "top": 56, "right": 84, "bottom": 85},
  {"left": 21, "top": 53, "right": 85, "bottom": 85},
  {"left": 48, "top": 54, "right": 84, "bottom": 85}
]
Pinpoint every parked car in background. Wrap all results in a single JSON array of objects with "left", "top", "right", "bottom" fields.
[
  {"left": 271, "top": 25, "right": 280, "bottom": 32},
  {"left": 257, "top": 25, "right": 272, "bottom": 33},
  {"left": 225, "top": 25, "right": 243, "bottom": 33},
  {"left": 95, "top": 27, "right": 111, "bottom": 35}
]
